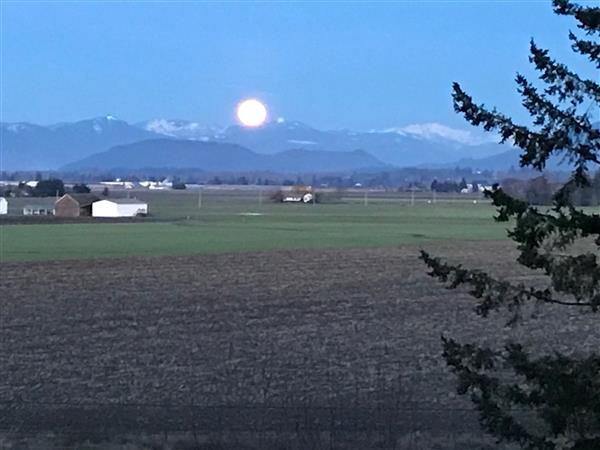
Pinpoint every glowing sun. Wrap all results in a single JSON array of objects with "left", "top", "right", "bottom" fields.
[{"left": 236, "top": 98, "right": 267, "bottom": 127}]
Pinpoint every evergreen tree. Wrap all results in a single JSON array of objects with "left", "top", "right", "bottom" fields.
[{"left": 421, "top": 1, "right": 600, "bottom": 448}]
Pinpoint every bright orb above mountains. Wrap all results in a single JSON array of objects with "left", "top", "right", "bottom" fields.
[{"left": 236, "top": 99, "right": 267, "bottom": 127}]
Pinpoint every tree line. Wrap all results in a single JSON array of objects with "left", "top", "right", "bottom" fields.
[
  {"left": 1, "top": 179, "right": 95, "bottom": 198},
  {"left": 502, "top": 172, "right": 600, "bottom": 206}
]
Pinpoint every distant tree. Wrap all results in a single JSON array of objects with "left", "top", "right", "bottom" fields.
[
  {"left": 33, "top": 179, "right": 65, "bottom": 197},
  {"left": 422, "top": 1, "right": 600, "bottom": 448},
  {"left": 458, "top": 177, "right": 468, "bottom": 191},
  {"left": 315, "top": 189, "right": 342, "bottom": 204},
  {"left": 270, "top": 190, "right": 285, "bottom": 203},
  {"left": 569, "top": 171, "right": 600, "bottom": 206},
  {"left": 432, "top": 180, "right": 461, "bottom": 193},
  {"left": 72, "top": 183, "right": 91, "bottom": 194},
  {"left": 524, "top": 175, "right": 553, "bottom": 204},
  {"left": 101, "top": 187, "right": 110, "bottom": 197},
  {"left": 430, "top": 179, "right": 439, "bottom": 191},
  {"left": 370, "top": 172, "right": 392, "bottom": 188}
]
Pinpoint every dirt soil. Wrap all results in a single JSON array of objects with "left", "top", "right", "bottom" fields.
[{"left": 1, "top": 241, "right": 598, "bottom": 440}]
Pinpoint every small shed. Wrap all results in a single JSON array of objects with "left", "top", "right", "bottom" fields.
[
  {"left": 92, "top": 198, "right": 148, "bottom": 218},
  {"left": 23, "top": 204, "right": 55, "bottom": 216},
  {"left": 0, "top": 197, "right": 7, "bottom": 215},
  {"left": 54, "top": 193, "right": 99, "bottom": 217}
]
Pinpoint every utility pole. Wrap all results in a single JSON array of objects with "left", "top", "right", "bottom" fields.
[{"left": 198, "top": 188, "right": 202, "bottom": 209}]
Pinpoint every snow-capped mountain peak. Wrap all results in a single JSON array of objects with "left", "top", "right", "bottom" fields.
[
  {"left": 382, "top": 122, "right": 496, "bottom": 146},
  {"left": 139, "top": 118, "right": 222, "bottom": 140},
  {"left": 3, "top": 123, "right": 32, "bottom": 133}
]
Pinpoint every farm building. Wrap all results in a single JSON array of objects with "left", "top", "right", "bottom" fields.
[
  {"left": 23, "top": 204, "right": 55, "bottom": 216},
  {"left": 283, "top": 193, "right": 313, "bottom": 203},
  {"left": 281, "top": 185, "right": 314, "bottom": 204},
  {"left": 54, "top": 193, "right": 99, "bottom": 217},
  {"left": 92, "top": 198, "right": 148, "bottom": 218},
  {"left": 0, "top": 197, "right": 7, "bottom": 215}
]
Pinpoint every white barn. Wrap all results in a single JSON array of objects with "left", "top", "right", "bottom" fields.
[
  {"left": 0, "top": 197, "right": 7, "bottom": 215},
  {"left": 92, "top": 198, "right": 148, "bottom": 218}
]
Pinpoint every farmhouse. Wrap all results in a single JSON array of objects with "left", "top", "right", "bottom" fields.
[
  {"left": 92, "top": 198, "right": 148, "bottom": 218},
  {"left": 54, "top": 193, "right": 99, "bottom": 217},
  {"left": 0, "top": 197, "right": 7, "bottom": 215},
  {"left": 23, "top": 204, "right": 54, "bottom": 216}
]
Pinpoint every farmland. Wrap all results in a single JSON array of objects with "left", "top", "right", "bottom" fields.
[
  {"left": 0, "top": 189, "right": 508, "bottom": 262},
  {"left": 2, "top": 239, "right": 598, "bottom": 449},
  {"left": 2, "top": 189, "right": 595, "bottom": 449}
]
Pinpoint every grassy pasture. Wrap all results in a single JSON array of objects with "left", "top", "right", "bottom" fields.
[{"left": 0, "top": 189, "right": 509, "bottom": 262}]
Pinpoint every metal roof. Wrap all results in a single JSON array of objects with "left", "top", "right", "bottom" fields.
[
  {"left": 23, "top": 205, "right": 55, "bottom": 209},
  {"left": 98, "top": 198, "right": 147, "bottom": 205},
  {"left": 59, "top": 193, "right": 100, "bottom": 207}
]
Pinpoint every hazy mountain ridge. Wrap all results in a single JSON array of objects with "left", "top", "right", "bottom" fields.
[
  {"left": 140, "top": 118, "right": 509, "bottom": 167},
  {"left": 61, "top": 139, "right": 387, "bottom": 173},
  {"left": 1, "top": 116, "right": 159, "bottom": 170},
  {"left": 452, "top": 122, "right": 600, "bottom": 171},
  {"left": 2, "top": 116, "right": 512, "bottom": 171}
]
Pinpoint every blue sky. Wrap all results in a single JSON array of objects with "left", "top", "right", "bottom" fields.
[{"left": 1, "top": 1, "right": 596, "bottom": 130}]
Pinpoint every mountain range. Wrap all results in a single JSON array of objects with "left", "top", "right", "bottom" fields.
[
  {"left": 1, "top": 116, "right": 515, "bottom": 173},
  {"left": 63, "top": 140, "right": 386, "bottom": 173}
]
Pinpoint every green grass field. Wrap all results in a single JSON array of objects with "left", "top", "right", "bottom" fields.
[{"left": 0, "top": 189, "right": 510, "bottom": 262}]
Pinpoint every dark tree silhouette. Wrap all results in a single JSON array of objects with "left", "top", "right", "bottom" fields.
[
  {"left": 32, "top": 178, "right": 65, "bottom": 197},
  {"left": 72, "top": 183, "right": 91, "bottom": 194},
  {"left": 421, "top": 1, "right": 600, "bottom": 448}
]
